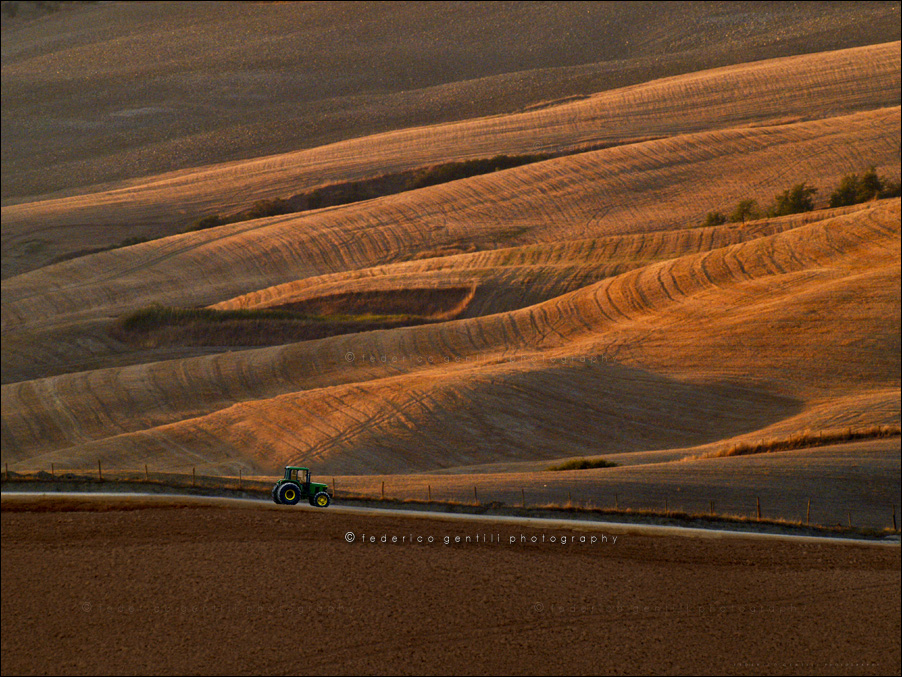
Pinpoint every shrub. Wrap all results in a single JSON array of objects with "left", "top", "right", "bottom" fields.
[
  {"left": 730, "top": 199, "right": 759, "bottom": 223},
  {"left": 879, "top": 177, "right": 902, "bottom": 198},
  {"left": 704, "top": 211, "right": 727, "bottom": 227},
  {"left": 857, "top": 167, "right": 883, "bottom": 202},
  {"left": 768, "top": 182, "right": 817, "bottom": 217},
  {"left": 245, "top": 198, "right": 292, "bottom": 220},
  {"left": 179, "top": 152, "right": 555, "bottom": 234},
  {"left": 830, "top": 167, "right": 881, "bottom": 207},
  {"left": 189, "top": 214, "right": 225, "bottom": 231},
  {"left": 829, "top": 172, "right": 861, "bottom": 208},
  {"left": 547, "top": 458, "right": 618, "bottom": 471},
  {"left": 829, "top": 167, "right": 900, "bottom": 207},
  {"left": 118, "top": 236, "right": 149, "bottom": 247},
  {"left": 405, "top": 154, "right": 549, "bottom": 191}
]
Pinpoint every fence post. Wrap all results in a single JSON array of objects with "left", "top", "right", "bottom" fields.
[
  {"left": 474, "top": 486, "right": 478, "bottom": 505},
  {"left": 847, "top": 512, "right": 852, "bottom": 528},
  {"left": 806, "top": 499, "right": 811, "bottom": 525},
  {"left": 756, "top": 496, "right": 761, "bottom": 520},
  {"left": 51, "top": 463, "right": 54, "bottom": 478},
  {"left": 521, "top": 488, "right": 525, "bottom": 507},
  {"left": 381, "top": 481, "right": 385, "bottom": 500},
  {"left": 192, "top": 467, "right": 196, "bottom": 487},
  {"left": 428, "top": 485, "right": 431, "bottom": 502},
  {"left": 145, "top": 464, "right": 149, "bottom": 481},
  {"left": 239, "top": 469, "right": 242, "bottom": 490},
  {"left": 893, "top": 504, "right": 897, "bottom": 531},
  {"left": 709, "top": 500, "right": 715, "bottom": 515},
  {"left": 98, "top": 460, "right": 102, "bottom": 481}
]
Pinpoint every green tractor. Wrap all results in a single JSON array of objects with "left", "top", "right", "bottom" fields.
[{"left": 271, "top": 466, "right": 332, "bottom": 508}]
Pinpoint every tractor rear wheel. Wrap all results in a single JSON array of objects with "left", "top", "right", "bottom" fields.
[
  {"left": 278, "top": 483, "right": 302, "bottom": 505},
  {"left": 271, "top": 486, "right": 281, "bottom": 504},
  {"left": 313, "top": 491, "right": 331, "bottom": 508}
]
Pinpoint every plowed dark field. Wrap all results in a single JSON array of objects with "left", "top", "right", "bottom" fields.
[{"left": 2, "top": 495, "right": 898, "bottom": 675}]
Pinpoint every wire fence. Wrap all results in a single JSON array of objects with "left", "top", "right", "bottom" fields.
[{"left": 2, "top": 462, "right": 898, "bottom": 534}]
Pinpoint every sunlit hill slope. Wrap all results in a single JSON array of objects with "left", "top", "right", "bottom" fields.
[{"left": 1, "top": 4, "right": 899, "bottom": 530}]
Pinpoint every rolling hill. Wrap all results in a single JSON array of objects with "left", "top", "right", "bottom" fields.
[
  {"left": 3, "top": 1, "right": 899, "bottom": 203},
  {"left": 1, "top": 2, "right": 899, "bottom": 528}
]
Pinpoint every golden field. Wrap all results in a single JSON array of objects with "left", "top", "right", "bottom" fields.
[{"left": 2, "top": 2, "right": 900, "bottom": 529}]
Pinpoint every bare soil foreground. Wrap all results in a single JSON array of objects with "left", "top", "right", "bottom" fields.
[{"left": 2, "top": 495, "right": 899, "bottom": 676}]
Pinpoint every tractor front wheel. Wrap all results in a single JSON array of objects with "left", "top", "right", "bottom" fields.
[
  {"left": 278, "top": 483, "right": 302, "bottom": 505},
  {"left": 313, "top": 491, "right": 331, "bottom": 508}
]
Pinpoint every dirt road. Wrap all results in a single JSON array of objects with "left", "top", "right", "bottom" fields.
[{"left": 2, "top": 495, "right": 899, "bottom": 675}]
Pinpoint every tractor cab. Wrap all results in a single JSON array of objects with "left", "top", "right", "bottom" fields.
[{"left": 284, "top": 466, "right": 311, "bottom": 486}]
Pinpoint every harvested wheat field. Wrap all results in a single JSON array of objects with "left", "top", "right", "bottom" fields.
[{"left": 2, "top": 3, "right": 901, "bottom": 674}]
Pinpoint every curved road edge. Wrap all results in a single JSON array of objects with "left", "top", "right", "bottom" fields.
[{"left": 3, "top": 490, "right": 899, "bottom": 547}]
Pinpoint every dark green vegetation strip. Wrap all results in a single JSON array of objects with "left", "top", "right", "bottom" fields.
[
  {"left": 546, "top": 458, "right": 619, "bottom": 471},
  {"left": 49, "top": 236, "right": 150, "bottom": 265},
  {"left": 187, "top": 153, "right": 555, "bottom": 231},
  {"left": 703, "top": 167, "right": 901, "bottom": 227},
  {"left": 111, "top": 305, "right": 436, "bottom": 347},
  {"left": 117, "top": 306, "right": 419, "bottom": 330}
]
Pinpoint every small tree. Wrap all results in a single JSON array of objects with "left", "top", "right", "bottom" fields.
[
  {"left": 730, "top": 199, "right": 760, "bottom": 223},
  {"left": 856, "top": 167, "right": 882, "bottom": 202},
  {"left": 830, "top": 167, "right": 897, "bottom": 207},
  {"left": 829, "top": 173, "right": 860, "bottom": 208},
  {"left": 704, "top": 211, "right": 727, "bottom": 227},
  {"left": 879, "top": 177, "right": 901, "bottom": 199},
  {"left": 769, "top": 183, "right": 818, "bottom": 217}
]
